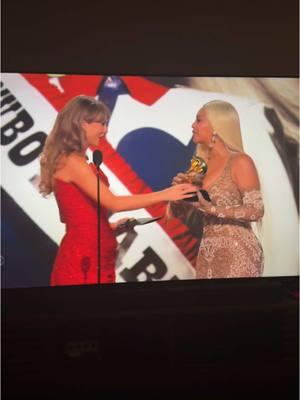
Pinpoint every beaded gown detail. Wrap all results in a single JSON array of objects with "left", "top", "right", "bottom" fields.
[
  {"left": 195, "top": 154, "right": 264, "bottom": 278},
  {"left": 51, "top": 168, "right": 117, "bottom": 285}
]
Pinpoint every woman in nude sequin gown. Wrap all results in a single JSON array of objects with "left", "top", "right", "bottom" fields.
[{"left": 172, "top": 100, "right": 264, "bottom": 278}]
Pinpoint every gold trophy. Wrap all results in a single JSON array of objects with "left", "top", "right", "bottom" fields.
[
  {"left": 184, "top": 156, "right": 210, "bottom": 202},
  {"left": 185, "top": 156, "right": 208, "bottom": 185}
]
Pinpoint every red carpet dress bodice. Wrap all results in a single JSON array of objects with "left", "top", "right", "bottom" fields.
[{"left": 51, "top": 168, "right": 117, "bottom": 285}]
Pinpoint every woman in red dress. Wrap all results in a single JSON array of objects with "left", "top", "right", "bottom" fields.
[{"left": 39, "top": 95, "right": 196, "bottom": 286}]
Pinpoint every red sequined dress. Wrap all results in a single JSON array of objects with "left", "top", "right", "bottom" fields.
[{"left": 50, "top": 168, "right": 117, "bottom": 286}]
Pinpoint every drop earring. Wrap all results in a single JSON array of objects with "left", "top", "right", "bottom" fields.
[
  {"left": 207, "top": 132, "right": 217, "bottom": 160},
  {"left": 209, "top": 132, "right": 217, "bottom": 149}
]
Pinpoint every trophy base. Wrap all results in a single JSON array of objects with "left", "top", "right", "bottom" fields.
[
  {"left": 184, "top": 190, "right": 211, "bottom": 203},
  {"left": 184, "top": 194, "right": 199, "bottom": 202}
]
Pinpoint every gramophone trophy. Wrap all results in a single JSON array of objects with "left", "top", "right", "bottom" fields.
[{"left": 184, "top": 156, "right": 211, "bottom": 202}]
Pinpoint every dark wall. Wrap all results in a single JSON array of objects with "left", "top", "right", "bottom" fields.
[
  {"left": 1, "top": 1, "right": 299, "bottom": 399},
  {"left": 2, "top": 278, "right": 299, "bottom": 398},
  {"left": 2, "top": 0, "right": 299, "bottom": 76}
]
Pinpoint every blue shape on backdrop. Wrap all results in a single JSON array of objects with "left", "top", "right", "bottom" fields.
[
  {"left": 97, "top": 77, "right": 196, "bottom": 190},
  {"left": 97, "top": 76, "right": 129, "bottom": 113},
  {"left": 117, "top": 128, "right": 196, "bottom": 191}
]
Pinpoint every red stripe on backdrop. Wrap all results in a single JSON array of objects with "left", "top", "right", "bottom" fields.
[
  {"left": 22, "top": 73, "right": 104, "bottom": 111},
  {"left": 121, "top": 76, "right": 169, "bottom": 105},
  {"left": 97, "top": 138, "right": 199, "bottom": 266},
  {"left": 21, "top": 73, "right": 198, "bottom": 267}
]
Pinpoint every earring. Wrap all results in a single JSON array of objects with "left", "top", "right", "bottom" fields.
[
  {"left": 208, "top": 132, "right": 217, "bottom": 149},
  {"left": 207, "top": 132, "right": 217, "bottom": 160}
]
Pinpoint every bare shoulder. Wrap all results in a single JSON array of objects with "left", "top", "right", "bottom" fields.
[
  {"left": 66, "top": 153, "right": 87, "bottom": 167},
  {"left": 231, "top": 152, "right": 257, "bottom": 172},
  {"left": 65, "top": 153, "right": 90, "bottom": 173},
  {"left": 231, "top": 152, "right": 260, "bottom": 187},
  {"left": 54, "top": 153, "right": 90, "bottom": 182}
]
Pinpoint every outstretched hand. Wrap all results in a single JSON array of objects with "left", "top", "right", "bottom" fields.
[
  {"left": 163, "top": 183, "right": 198, "bottom": 201},
  {"left": 195, "top": 190, "right": 212, "bottom": 211}
]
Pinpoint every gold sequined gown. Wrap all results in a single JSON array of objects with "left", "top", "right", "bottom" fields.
[{"left": 195, "top": 154, "right": 264, "bottom": 279}]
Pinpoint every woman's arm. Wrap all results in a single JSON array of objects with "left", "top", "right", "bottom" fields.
[
  {"left": 195, "top": 154, "right": 264, "bottom": 222},
  {"left": 66, "top": 155, "right": 197, "bottom": 212}
]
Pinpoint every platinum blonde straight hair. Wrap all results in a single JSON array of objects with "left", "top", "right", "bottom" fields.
[
  {"left": 196, "top": 100, "right": 244, "bottom": 159},
  {"left": 197, "top": 99, "right": 264, "bottom": 238}
]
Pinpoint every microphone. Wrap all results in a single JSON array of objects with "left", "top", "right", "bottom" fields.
[{"left": 93, "top": 150, "right": 103, "bottom": 169}]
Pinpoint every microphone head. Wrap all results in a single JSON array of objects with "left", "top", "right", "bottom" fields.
[{"left": 93, "top": 150, "right": 103, "bottom": 168}]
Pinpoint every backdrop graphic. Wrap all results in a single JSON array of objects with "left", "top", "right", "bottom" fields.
[{"left": 1, "top": 73, "right": 299, "bottom": 288}]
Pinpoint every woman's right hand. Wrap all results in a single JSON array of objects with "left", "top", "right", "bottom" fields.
[
  {"left": 162, "top": 183, "right": 197, "bottom": 201},
  {"left": 172, "top": 173, "right": 189, "bottom": 185}
]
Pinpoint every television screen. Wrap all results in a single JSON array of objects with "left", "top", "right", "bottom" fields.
[{"left": 1, "top": 73, "right": 299, "bottom": 288}]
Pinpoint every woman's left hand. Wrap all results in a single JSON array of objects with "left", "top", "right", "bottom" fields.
[
  {"left": 110, "top": 218, "right": 135, "bottom": 236},
  {"left": 195, "top": 191, "right": 212, "bottom": 212}
]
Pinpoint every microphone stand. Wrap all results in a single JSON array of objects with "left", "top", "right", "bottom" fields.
[
  {"left": 96, "top": 165, "right": 101, "bottom": 284},
  {"left": 92, "top": 149, "right": 103, "bottom": 285}
]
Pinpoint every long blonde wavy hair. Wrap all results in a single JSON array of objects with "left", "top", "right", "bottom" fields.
[
  {"left": 196, "top": 100, "right": 244, "bottom": 159},
  {"left": 39, "top": 95, "right": 110, "bottom": 195}
]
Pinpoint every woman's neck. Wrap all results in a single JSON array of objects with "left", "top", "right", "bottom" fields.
[
  {"left": 77, "top": 151, "right": 87, "bottom": 158},
  {"left": 208, "top": 139, "right": 230, "bottom": 161}
]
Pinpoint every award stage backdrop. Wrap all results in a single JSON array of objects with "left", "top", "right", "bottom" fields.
[{"left": 1, "top": 74, "right": 299, "bottom": 287}]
